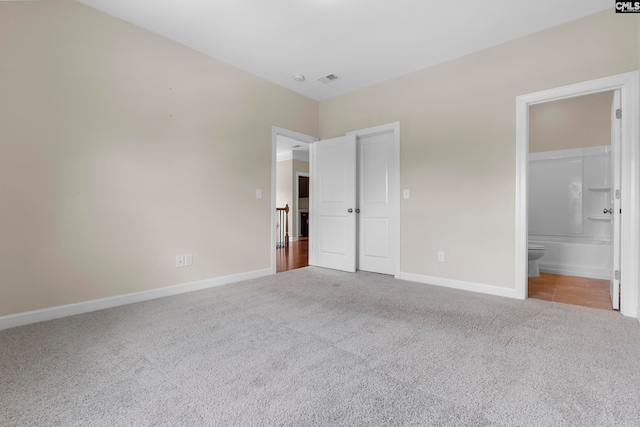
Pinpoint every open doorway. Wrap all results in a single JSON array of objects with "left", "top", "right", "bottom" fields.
[
  {"left": 526, "top": 91, "right": 616, "bottom": 310},
  {"left": 515, "top": 71, "right": 639, "bottom": 318},
  {"left": 271, "top": 127, "right": 317, "bottom": 274}
]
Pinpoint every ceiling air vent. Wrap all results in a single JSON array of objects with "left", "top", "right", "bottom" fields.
[{"left": 317, "top": 74, "right": 340, "bottom": 84}]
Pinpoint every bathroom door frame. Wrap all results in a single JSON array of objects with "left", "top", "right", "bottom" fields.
[{"left": 514, "top": 71, "right": 639, "bottom": 318}]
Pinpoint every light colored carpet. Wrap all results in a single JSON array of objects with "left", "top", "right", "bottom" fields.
[{"left": 1, "top": 267, "right": 640, "bottom": 426}]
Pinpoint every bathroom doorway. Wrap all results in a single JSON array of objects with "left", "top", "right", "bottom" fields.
[
  {"left": 526, "top": 91, "right": 616, "bottom": 310},
  {"left": 515, "top": 71, "right": 639, "bottom": 317}
]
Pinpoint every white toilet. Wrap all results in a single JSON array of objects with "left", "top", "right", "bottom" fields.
[{"left": 528, "top": 243, "right": 546, "bottom": 277}]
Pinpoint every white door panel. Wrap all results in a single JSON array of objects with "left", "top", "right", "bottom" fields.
[
  {"left": 311, "top": 135, "right": 357, "bottom": 272},
  {"left": 318, "top": 216, "right": 348, "bottom": 255},
  {"left": 363, "top": 218, "right": 389, "bottom": 258},
  {"left": 318, "top": 145, "right": 349, "bottom": 203},
  {"left": 358, "top": 131, "right": 395, "bottom": 275},
  {"left": 363, "top": 142, "right": 389, "bottom": 204}
]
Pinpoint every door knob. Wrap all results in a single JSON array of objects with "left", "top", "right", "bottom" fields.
[
  {"left": 603, "top": 208, "right": 613, "bottom": 214},
  {"left": 348, "top": 208, "right": 353, "bottom": 213},
  {"left": 356, "top": 209, "right": 360, "bottom": 213}
]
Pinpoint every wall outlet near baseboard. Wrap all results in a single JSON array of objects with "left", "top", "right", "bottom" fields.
[
  {"left": 185, "top": 253, "right": 193, "bottom": 266},
  {"left": 176, "top": 255, "right": 184, "bottom": 268},
  {"left": 437, "top": 251, "right": 445, "bottom": 262}
]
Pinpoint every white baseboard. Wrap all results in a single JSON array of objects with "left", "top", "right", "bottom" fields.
[
  {"left": 539, "top": 263, "right": 609, "bottom": 280},
  {"left": 399, "top": 272, "right": 518, "bottom": 299},
  {"left": 0, "top": 268, "right": 272, "bottom": 331}
]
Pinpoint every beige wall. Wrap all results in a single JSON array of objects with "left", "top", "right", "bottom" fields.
[
  {"left": 529, "top": 91, "right": 614, "bottom": 153},
  {"left": 276, "top": 159, "right": 308, "bottom": 239},
  {"left": 276, "top": 160, "right": 293, "bottom": 210},
  {"left": 2, "top": 3, "right": 638, "bottom": 319},
  {"left": 0, "top": 0, "right": 318, "bottom": 316},
  {"left": 320, "top": 11, "right": 638, "bottom": 288}
]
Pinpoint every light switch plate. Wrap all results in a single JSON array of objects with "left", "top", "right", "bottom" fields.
[
  {"left": 403, "top": 189, "right": 410, "bottom": 199},
  {"left": 256, "top": 189, "right": 262, "bottom": 199},
  {"left": 185, "top": 253, "right": 193, "bottom": 266}
]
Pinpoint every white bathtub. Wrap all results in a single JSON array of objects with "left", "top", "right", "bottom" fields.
[
  {"left": 530, "top": 238, "right": 611, "bottom": 280},
  {"left": 529, "top": 146, "right": 612, "bottom": 280}
]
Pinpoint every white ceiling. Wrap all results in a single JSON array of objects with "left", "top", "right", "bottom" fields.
[
  {"left": 77, "top": 0, "right": 611, "bottom": 102},
  {"left": 277, "top": 135, "right": 310, "bottom": 161}
]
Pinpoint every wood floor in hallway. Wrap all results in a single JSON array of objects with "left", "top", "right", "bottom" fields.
[
  {"left": 528, "top": 273, "right": 613, "bottom": 311},
  {"left": 276, "top": 238, "right": 308, "bottom": 273}
]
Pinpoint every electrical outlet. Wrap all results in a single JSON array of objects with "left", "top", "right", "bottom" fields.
[
  {"left": 176, "top": 255, "right": 184, "bottom": 268},
  {"left": 185, "top": 253, "right": 193, "bottom": 266},
  {"left": 437, "top": 251, "right": 445, "bottom": 262}
]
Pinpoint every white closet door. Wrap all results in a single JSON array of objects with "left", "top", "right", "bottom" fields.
[
  {"left": 311, "top": 135, "right": 357, "bottom": 272},
  {"left": 357, "top": 131, "right": 395, "bottom": 275}
]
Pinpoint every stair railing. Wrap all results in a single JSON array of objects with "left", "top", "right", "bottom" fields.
[{"left": 276, "top": 204, "right": 289, "bottom": 249}]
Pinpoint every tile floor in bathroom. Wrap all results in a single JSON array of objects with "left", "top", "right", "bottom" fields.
[{"left": 528, "top": 273, "right": 613, "bottom": 311}]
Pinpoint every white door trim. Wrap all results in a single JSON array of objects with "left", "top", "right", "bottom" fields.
[
  {"left": 348, "top": 121, "right": 401, "bottom": 278},
  {"left": 515, "top": 71, "right": 639, "bottom": 318},
  {"left": 271, "top": 126, "right": 318, "bottom": 274}
]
